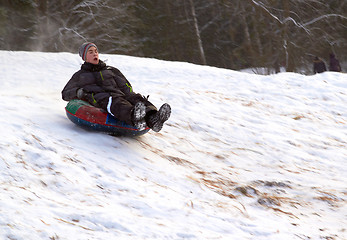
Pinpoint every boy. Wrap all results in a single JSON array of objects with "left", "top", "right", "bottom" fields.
[{"left": 62, "top": 42, "right": 171, "bottom": 132}]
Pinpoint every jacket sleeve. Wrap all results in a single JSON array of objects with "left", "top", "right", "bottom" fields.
[
  {"left": 62, "top": 71, "right": 107, "bottom": 102},
  {"left": 62, "top": 72, "right": 80, "bottom": 101}
]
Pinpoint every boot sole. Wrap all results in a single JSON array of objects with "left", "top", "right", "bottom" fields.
[
  {"left": 134, "top": 119, "right": 147, "bottom": 131},
  {"left": 151, "top": 103, "right": 171, "bottom": 132},
  {"left": 133, "top": 102, "right": 146, "bottom": 121}
]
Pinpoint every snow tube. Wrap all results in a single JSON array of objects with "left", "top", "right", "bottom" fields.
[{"left": 65, "top": 99, "right": 150, "bottom": 137}]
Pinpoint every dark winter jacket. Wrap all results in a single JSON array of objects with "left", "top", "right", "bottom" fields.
[
  {"left": 313, "top": 57, "right": 326, "bottom": 74},
  {"left": 62, "top": 60, "right": 135, "bottom": 105},
  {"left": 329, "top": 54, "right": 341, "bottom": 72},
  {"left": 62, "top": 60, "right": 157, "bottom": 125}
]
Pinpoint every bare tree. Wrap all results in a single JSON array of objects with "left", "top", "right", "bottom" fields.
[
  {"left": 29, "top": 0, "right": 139, "bottom": 53},
  {"left": 1, "top": 0, "right": 346, "bottom": 73},
  {"left": 0, "top": 0, "right": 36, "bottom": 51},
  {"left": 188, "top": 0, "right": 206, "bottom": 65}
]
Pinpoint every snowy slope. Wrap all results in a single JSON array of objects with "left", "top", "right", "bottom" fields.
[{"left": 0, "top": 50, "right": 346, "bottom": 240}]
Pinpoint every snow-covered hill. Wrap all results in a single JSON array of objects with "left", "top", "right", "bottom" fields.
[{"left": 0, "top": 50, "right": 346, "bottom": 240}]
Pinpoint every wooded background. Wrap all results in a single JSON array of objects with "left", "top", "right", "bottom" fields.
[{"left": 1, "top": 0, "right": 346, "bottom": 73}]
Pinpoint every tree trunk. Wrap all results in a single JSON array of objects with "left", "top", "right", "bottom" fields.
[
  {"left": 283, "top": 0, "right": 295, "bottom": 72},
  {"left": 240, "top": 3, "right": 255, "bottom": 67},
  {"left": 188, "top": 0, "right": 206, "bottom": 65}
]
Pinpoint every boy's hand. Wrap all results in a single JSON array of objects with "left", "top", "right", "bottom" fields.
[{"left": 76, "top": 88, "right": 86, "bottom": 99}]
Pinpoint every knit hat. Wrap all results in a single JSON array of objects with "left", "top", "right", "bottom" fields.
[{"left": 79, "top": 42, "right": 98, "bottom": 61}]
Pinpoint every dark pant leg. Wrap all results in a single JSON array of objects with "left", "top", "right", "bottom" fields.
[
  {"left": 98, "top": 96, "right": 134, "bottom": 125},
  {"left": 124, "top": 93, "right": 157, "bottom": 114},
  {"left": 99, "top": 93, "right": 159, "bottom": 126},
  {"left": 124, "top": 93, "right": 159, "bottom": 127}
]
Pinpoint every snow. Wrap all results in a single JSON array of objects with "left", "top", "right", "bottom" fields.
[{"left": 0, "top": 50, "right": 346, "bottom": 240}]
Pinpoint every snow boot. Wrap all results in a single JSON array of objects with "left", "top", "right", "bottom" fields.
[
  {"left": 132, "top": 102, "right": 146, "bottom": 130},
  {"left": 147, "top": 103, "right": 171, "bottom": 132}
]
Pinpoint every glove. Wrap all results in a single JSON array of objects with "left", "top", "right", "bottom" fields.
[{"left": 76, "top": 88, "right": 86, "bottom": 99}]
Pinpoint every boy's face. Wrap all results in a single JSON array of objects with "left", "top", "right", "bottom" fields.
[{"left": 85, "top": 46, "right": 99, "bottom": 65}]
